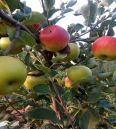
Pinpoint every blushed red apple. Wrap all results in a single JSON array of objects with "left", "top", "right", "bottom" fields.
[
  {"left": 40, "top": 25, "right": 70, "bottom": 52},
  {"left": 91, "top": 36, "right": 116, "bottom": 60}
]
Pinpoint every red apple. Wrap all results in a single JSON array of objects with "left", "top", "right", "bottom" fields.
[
  {"left": 91, "top": 36, "right": 116, "bottom": 60},
  {"left": 40, "top": 25, "right": 70, "bottom": 52}
]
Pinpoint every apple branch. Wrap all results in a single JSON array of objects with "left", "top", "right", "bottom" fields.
[
  {"left": 40, "top": 0, "right": 50, "bottom": 25},
  {"left": 0, "top": 10, "right": 37, "bottom": 40},
  {"left": 49, "top": 77, "right": 76, "bottom": 129},
  {"left": 4, "top": 96, "right": 27, "bottom": 122},
  {"left": 3, "top": 24, "right": 20, "bottom": 55},
  {"left": 70, "top": 14, "right": 111, "bottom": 43}
]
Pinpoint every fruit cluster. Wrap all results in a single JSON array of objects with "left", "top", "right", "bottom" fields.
[{"left": 0, "top": 15, "right": 116, "bottom": 94}]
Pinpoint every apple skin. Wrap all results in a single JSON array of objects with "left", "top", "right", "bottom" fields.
[
  {"left": 64, "top": 77, "right": 72, "bottom": 89},
  {"left": 91, "top": 36, "right": 116, "bottom": 60},
  {"left": 0, "top": 37, "right": 24, "bottom": 54},
  {"left": 63, "top": 43, "right": 80, "bottom": 62},
  {"left": 0, "top": 56, "right": 27, "bottom": 95},
  {"left": 24, "top": 75, "right": 47, "bottom": 90},
  {"left": 67, "top": 65, "right": 92, "bottom": 83},
  {"left": 64, "top": 76, "right": 79, "bottom": 89},
  {"left": 40, "top": 25, "right": 70, "bottom": 52},
  {"left": 33, "top": 24, "right": 41, "bottom": 31}
]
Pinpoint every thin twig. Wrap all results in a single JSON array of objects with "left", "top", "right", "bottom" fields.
[
  {"left": 40, "top": 0, "right": 50, "bottom": 25},
  {"left": 4, "top": 96, "right": 27, "bottom": 122},
  {"left": 0, "top": 10, "right": 37, "bottom": 40},
  {"left": 3, "top": 24, "right": 21, "bottom": 55},
  {"left": 70, "top": 14, "right": 111, "bottom": 42},
  {"left": 49, "top": 77, "right": 76, "bottom": 129}
]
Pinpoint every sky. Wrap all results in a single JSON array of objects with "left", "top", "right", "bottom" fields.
[{"left": 20, "top": 0, "right": 87, "bottom": 29}]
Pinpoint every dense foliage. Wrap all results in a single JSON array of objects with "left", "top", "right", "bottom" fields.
[{"left": 0, "top": 0, "right": 116, "bottom": 129}]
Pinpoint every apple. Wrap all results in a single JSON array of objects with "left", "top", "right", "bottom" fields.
[
  {"left": 0, "top": 37, "right": 24, "bottom": 54},
  {"left": 64, "top": 76, "right": 79, "bottom": 89},
  {"left": 64, "top": 77, "right": 72, "bottom": 89},
  {"left": 40, "top": 25, "right": 70, "bottom": 52},
  {"left": 67, "top": 65, "right": 92, "bottom": 83},
  {"left": 24, "top": 74, "right": 47, "bottom": 90},
  {"left": 33, "top": 24, "right": 41, "bottom": 31},
  {"left": 0, "top": 56, "right": 27, "bottom": 95},
  {"left": 63, "top": 43, "right": 80, "bottom": 62},
  {"left": 91, "top": 36, "right": 116, "bottom": 60}
]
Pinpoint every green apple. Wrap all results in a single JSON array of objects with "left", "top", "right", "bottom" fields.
[
  {"left": 0, "top": 56, "right": 27, "bottom": 95},
  {"left": 24, "top": 74, "right": 47, "bottom": 90},
  {"left": 0, "top": 37, "right": 24, "bottom": 54},
  {"left": 63, "top": 43, "right": 80, "bottom": 62},
  {"left": 67, "top": 65, "right": 92, "bottom": 83}
]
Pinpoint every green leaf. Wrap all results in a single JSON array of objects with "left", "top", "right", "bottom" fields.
[
  {"left": 49, "top": 69, "right": 58, "bottom": 77},
  {"left": 97, "top": 72, "right": 113, "bottom": 79},
  {"left": 61, "top": 8, "right": 73, "bottom": 15},
  {"left": 33, "top": 84, "right": 50, "bottom": 94},
  {"left": 88, "top": 109, "right": 100, "bottom": 129},
  {"left": 0, "top": 0, "right": 10, "bottom": 11},
  {"left": 51, "top": 16, "right": 65, "bottom": 24},
  {"left": 48, "top": 8, "right": 61, "bottom": 18},
  {"left": 19, "top": 30, "right": 36, "bottom": 46},
  {"left": 13, "top": 6, "right": 32, "bottom": 21},
  {"left": 34, "top": 64, "right": 51, "bottom": 74},
  {"left": 107, "top": 0, "right": 114, "bottom": 5},
  {"left": 79, "top": 111, "right": 91, "bottom": 129},
  {"left": 44, "top": 0, "right": 55, "bottom": 10},
  {"left": 86, "top": 1, "right": 97, "bottom": 26},
  {"left": 97, "top": 6, "right": 105, "bottom": 15},
  {"left": 75, "top": 23, "right": 84, "bottom": 31},
  {"left": 100, "top": 20, "right": 116, "bottom": 29},
  {"left": 107, "top": 27, "right": 115, "bottom": 36},
  {"left": 28, "top": 108, "right": 61, "bottom": 124},
  {"left": 112, "top": 13, "right": 116, "bottom": 20},
  {"left": 5, "top": 0, "right": 19, "bottom": 12},
  {"left": 66, "top": 0, "right": 77, "bottom": 8},
  {"left": 0, "top": 23, "right": 8, "bottom": 35},
  {"left": 88, "top": 89, "right": 101, "bottom": 103},
  {"left": 23, "top": 11, "right": 46, "bottom": 25},
  {"left": 52, "top": 53, "right": 67, "bottom": 63}
]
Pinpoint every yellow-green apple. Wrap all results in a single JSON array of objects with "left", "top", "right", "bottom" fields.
[
  {"left": 0, "top": 37, "right": 24, "bottom": 54},
  {"left": 91, "top": 36, "right": 116, "bottom": 60},
  {"left": 0, "top": 56, "right": 27, "bottom": 95},
  {"left": 40, "top": 25, "right": 70, "bottom": 52},
  {"left": 67, "top": 65, "right": 92, "bottom": 83},
  {"left": 63, "top": 43, "right": 80, "bottom": 62},
  {"left": 24, "top": 74, "right": 47, "bottom": 90}
]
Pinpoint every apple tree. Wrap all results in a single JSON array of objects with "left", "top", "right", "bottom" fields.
[{"left": 0, "top": 0, "right": 116, "bottom": 129}]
